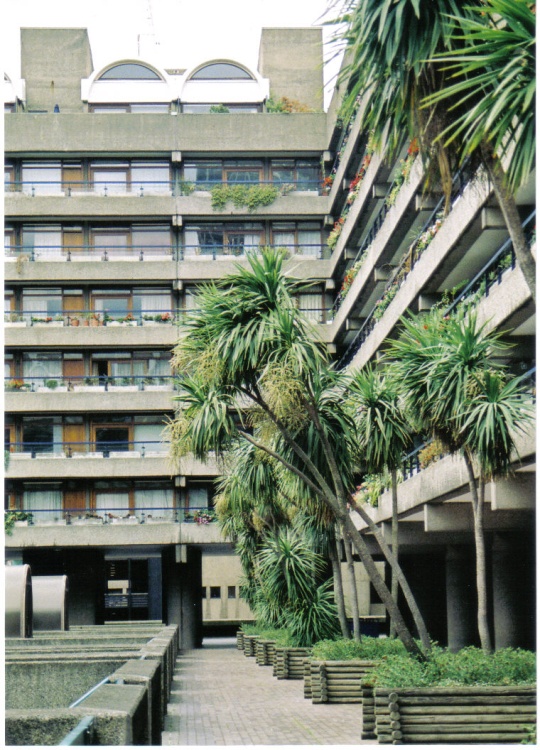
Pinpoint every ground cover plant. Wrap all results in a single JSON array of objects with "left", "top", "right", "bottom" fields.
[{"left": 312, "top": 636, "right": 407, "bottom": 661}]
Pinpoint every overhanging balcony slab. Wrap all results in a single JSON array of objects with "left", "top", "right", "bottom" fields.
[
  {"left": 5, "top": 259, "right": 177, "bottom": 283},
  {"left": 5, "top": 454, "right": 219, "bottom": 480},
  {"left": 424, "top": 504, "right": 532, "bottom": 532},
  {"left": 5, "top": 326, "right": 179, "bottom": 348},
  {"left": 4, "top": 521, "right": 224, "bottom": 549},
  {"left": 5, "top": 390, "right": 176, "bottom": 413}
]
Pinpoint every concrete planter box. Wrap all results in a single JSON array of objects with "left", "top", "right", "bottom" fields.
[
  {"left": 144, "top": 385, "right": 172, "bottom": 391},
  {"left": 72, "top": 385, "right": 105, "bottom": 392},
  {"left": 5, "top": 321, "right": 27, "bottom": 327},
  {"left": 33, "top": 322, "right": 64, "bottom": 327},
  {"left": 305, "top": 659, "right": 378, "bottom": 704},
  {"left": 36, "top": 386, "right": 68, "bottom": 393},
  {"left": 273, "top": 647, "right": 311, "bottom": 680},
  {"left": 106, "top": 321, "right": 138, "bottom": 327},
  {"left": 362, "top": 684, "right": 537, "bottom": 744},
  {"left": 107, "top": 385, "right": 139, "bottom": 392}
]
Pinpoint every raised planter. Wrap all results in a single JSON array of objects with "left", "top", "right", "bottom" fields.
[
  {"left": 273, "top": 647, "right": 311, "bottom": 680},
  {"left": 363, "top": 684, "right": 537, "bottom": 744},
  {"left": 236, "top": 630, "right": 244, "bottom": 651},
  {"left": 306, "top": 660, "right": 378, "bottom": 704},
  {"left": 255, "top": 639, "right": 276, "bottom": 667},
  {"left": 243, "top": 635, "right": 258, "bottom": 657}
]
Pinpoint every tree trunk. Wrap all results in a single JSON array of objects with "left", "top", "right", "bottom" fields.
[
  {"left": 349, "top": 497, "right": 432, "bottom": 653},
  {"left": 329, "top": 537, "right": 350, "bottom": 639},
  {"left": 481, "top": 144, "right": 536, "bottom": 303},
  {"left": 343, "top": 537, "right": 361, "bottom": 641},
  {"left": 463, "top": 450, "right": 493, "bottom": 652},
  {"left": 389, "top": 468, "right": 399, "bottom": 638},
  {"left": 337, "top": 512, "right": 425, "bottom": 659}
]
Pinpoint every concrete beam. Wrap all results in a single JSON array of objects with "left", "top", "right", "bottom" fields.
[
  {"left": 424, "top": 504, "right": 531, "bottom": 532},
  {"left": 489, "top": 474, "right": 535, "bottom": 510},
  {"left": 481, "top": 207, "right": 506, "bottom": 229},
  {"left": 372, "top": 182, "right": 391, "bottom": 199}
]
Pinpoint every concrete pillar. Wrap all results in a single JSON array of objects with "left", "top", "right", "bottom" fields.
[
  {"left": 492, "top": 533, "right": 530, "bottom": 649},
  {"left": 163, "top": 545, "right": 202, "bottom": 649},
  {"left": 445, "top": 545, "right": 477, "bottom": 651}
]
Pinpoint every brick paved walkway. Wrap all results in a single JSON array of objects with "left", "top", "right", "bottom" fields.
[{"left": 162, "top": 638, "right": 374, "bottom": 746}]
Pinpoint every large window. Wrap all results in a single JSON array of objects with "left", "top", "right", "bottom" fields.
[
  {"left": 23, "top": 486, "right": 63, "bottom": 521},
  {"left": 184, "top": 222, "right": 263, "bottom": 258},
  {"left": 22, "top": 417, "right": 63, "bottom": 454},
  {"left": 90, "top": 225, "right": 171, "bottom": 258},
  {"left": 184, "top": 160, "right": 263, "bottom": 188},
  {"left": 271, "top": 159, "right": 321, "bottom": 192},
  {"left": 90, "top": 161, "right": 170, "bottom": 195},
  {"left": 271, "top": 222, "right": 323, "bottom": 257},
  {"left": 22, "top": 288, "right": 63, "bottom": 320}
]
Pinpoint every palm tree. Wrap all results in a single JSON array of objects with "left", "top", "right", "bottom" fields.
[
  {"left": 424, "top": 0, "right": 536, "bottom": 301},
  {"left": 387, "top": 309, "right": 534, "bottom": 650},
  {"left": 329, "top": 0, "right": 477, "bottom": 212},
  {"left": 169, "top": 248, "right": 430, "bottom": 658},
  {"left": 350, "top": 365, "right": 414, "bottom": 637}
]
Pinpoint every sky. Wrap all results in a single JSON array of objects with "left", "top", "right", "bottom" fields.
[{"left": 3, "top": 0, "right": 345, "bottom": 108}]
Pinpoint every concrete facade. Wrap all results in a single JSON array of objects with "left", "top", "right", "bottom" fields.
[{"left": 4, "top": 24, "right": 536, "bottom": 652}]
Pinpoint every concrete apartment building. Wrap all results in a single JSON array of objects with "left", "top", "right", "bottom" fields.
[{"left": 4, "top": 26, "right": 535, "bottom": 651}]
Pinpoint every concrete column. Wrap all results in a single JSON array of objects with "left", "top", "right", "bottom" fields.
[
  {"left": 163, "top": 545, "right": 202, "bottom": 650},
  {"left": 445, "top": 545, "right": 477, "bottom": 651},
  {"left": 492, "top": 533, "right": 531, "bottom": 649}
]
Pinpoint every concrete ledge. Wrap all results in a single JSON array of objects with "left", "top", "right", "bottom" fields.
[{"left": 112, "top": 659, "right": 162, "bottom": 745}]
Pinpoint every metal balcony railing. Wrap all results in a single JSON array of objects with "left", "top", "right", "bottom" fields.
[
  {"left": 5, "top": 307, "right": 179, "bottom": 326},
  {"left": 6, "top": 242, "right": 327, "bottom": 262},
  {"left": 4, "top": 374, "right": 176, "bottom": 392},
  {"left": 7, "top": 440, "right": 168, "bottom": 458},
  {"left": 4, "top": 505, "right": 217, "bottom": 525},
  {"left": 6, "top": 178, "right": 325, "bottom": 197}
]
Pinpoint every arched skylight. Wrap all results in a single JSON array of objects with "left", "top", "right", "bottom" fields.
[
  {"left": 191, "top": 63, "right": 253, "bottom": 81},
  {"left": 99, "top": 64, "right": 162, "bottom": 81}
]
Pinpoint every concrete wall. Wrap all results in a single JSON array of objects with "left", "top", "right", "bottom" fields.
[
  {"left": 201, "top": 552, "right": 253, "bottom": 624},
  {"left": 21, "top": 29, "right": 93, "bottom": 113},
  {"left": 258, "top": 28, "right": 324, "bottom": 111},
  {"left": 5, "top": 112, "right": 328, "bottom": 154}
]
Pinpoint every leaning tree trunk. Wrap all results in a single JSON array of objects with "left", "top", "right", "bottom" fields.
[
  {"left": 349, "top": 497, "right": 432, "bottom": 653},
  {"left": 329, "top": 536, "right": 350, "bottom": 639},
  {"left": 481, "top": 144, "right": 536, "bottom": 303},
  {"left": 463, "top": 450, "right": 493, "bottom": 652},
  {"left": 343, "top": 537, "right": 361, "bottom": 641},
  {"left": 337, "top": 512, "right": 424, "bottom": 659},
  {"left": 389, "top": 468, "right": 399, "bottom": 638}
]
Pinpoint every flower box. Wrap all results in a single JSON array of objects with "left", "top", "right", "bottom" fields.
[
  {"left": 144, "top": 385, "right": 172, "bottom": 391},
  {"left": 5, "top": 321, "right": 27, "bottom": 328},
  {"left": 107, "top": 385, "right": 139, "bottom": 392},
  {"left": 33, "top": 321, "right": 64, "bottom": 327},
  {"left": 37, "top": 386, "right": 68, "bottom": 393},
  {"left": 72, "top": 385, "right": 105, "bottom": 392},
  {"left": 108, "top": 451, "right": 141, "bottom": 458}
]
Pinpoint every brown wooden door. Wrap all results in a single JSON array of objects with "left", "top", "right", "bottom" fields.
[
  {"left": 63, "top": 359, "right": 84, "bottom": 387},
  {"left": 64, "top": 489, "right": 87, "bottom": 514},
  {"left": 63, "top": 230, "right": 84, "bottom": 259},
  {"left": 64, "top": 422, "right": 85, "bottom": 454},
  {"left": 62, "top": 166, "right": 83, "bottom": 193}
]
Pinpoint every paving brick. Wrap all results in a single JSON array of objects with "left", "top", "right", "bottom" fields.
[{"left": 163, "top": 638, "right": 374, "bottom": 745}]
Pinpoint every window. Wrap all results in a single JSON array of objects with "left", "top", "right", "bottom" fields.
[
  {"left": 99, "top": 63, "right": 162, "bottom": 80},
  {"left": 90, "top": 225, "right": 171, "bottom": 259},
  {"left": 191, "top": 63, "right": 253, "bottom": 80},
  {"left": 91, "top": 103, "right": 170, "bottom": 114},
  {"left": 22, "top": 352, "right": 63, "bottom": 387},
  {"left": 134, "top": 483, "right": 174, "bottom": 519},
  {"left": 297, "top": 289, "right": 325, "bottom": 323},
  {"left": 184, "top": 222, "right": 263, "bottom": 258},
  {"left": 210, "top": 586, "right": 221, "bottom": 599},
  {"left": 21, "top": 162, "right": 61, "bottom": 195},
  {"left": 22, "top": 288, "right": 62, "bottom": 320},
  {"left": 22, "top": 417, "right": 62, "bottom": 454},
  {"left": 228, "top": 586, "right": 236, "bottom": 599},
  {"left": 23, "top": 486, "right": 63, "bottom": 521},
  {"left": 90, "top": 162, "right": 170, "bottom": 195},
  {"left": 21, "top": 227, "right": 63, "bottom": 259},
  {"left": 183, "top": 159, "right": 262, "bottom": 188},
  {"left": 271, "top": 159, "right": 321, "bottom": 192},
  {"left": 271, "top": 222, "right": 322, "bottom": 257}
]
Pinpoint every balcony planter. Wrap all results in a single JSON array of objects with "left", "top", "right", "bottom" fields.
[
  {"left": 108, "top": 451, "right": 141, "bottom": 458},
  {"left": 70, "top": 452, "right": 103, "bottom": 459},
  {"left": 5, "top": 321, "right": 27, "bottom": 328},
  {"left": 72, "top": 518, "right": 103, "bottom": 525},
  {"left": 108, "top": 385, "right": 139, "bottom": 392},
  {"left": 32, "top": 321, "right": 64, "bottom": 328},
  {"left": 367, "top": 685, "right": 537, "bottom": 745},
  {"left": 36, "top": 452, "right": 66, "bottom": 459},
  {"left": 72, "top": 385, "right": 105, "bottom": 392},
  {"left": 144, "top": 385, "right": 172, "bottom": 391},
  {"left": 37, "top": 386, "right": 68, "bottom": 393}
]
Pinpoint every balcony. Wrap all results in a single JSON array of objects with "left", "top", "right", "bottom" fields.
[
  {"left": 5, "top": 179, "right": 329, "bottom": 220},
  {"left": 5, "top": 375, "right": 176, "bottom": 413},
  {"left": 5, "top": 442, "right": 218, "bottom": 479}
]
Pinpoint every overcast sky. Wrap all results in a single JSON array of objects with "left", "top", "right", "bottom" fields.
[{"left": 3, "top": 0, "right": 345, "bottom": 108}]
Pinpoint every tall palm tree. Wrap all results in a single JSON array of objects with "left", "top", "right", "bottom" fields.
[
  {"left": 387, "top": 309, "right": 534, "bottom": 651},
  {"left": 349, "top": 365, "right": 414, "bottom": 637},
  {"left": 169, "top": 248, "right": 431, "bottom": 658},
  {"left": 424, "top": 0, "right": 536, "bottom": 301}
]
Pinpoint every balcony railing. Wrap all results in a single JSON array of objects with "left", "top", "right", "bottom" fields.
[
  {"left": 4, "top": 375, "right": 176, "bottom": 392},
  {"left": 336, "top": 164, "right": 474, "bottom": 369},
  {"left": 5, "top": 243, "right": 326, "bottom": 262},
  {"left": 6, "top": 178, "right": 325, "bottom": 197},
  {"left": 5, "top": 307, "right": 179, "bottom": 327},
  {"left": 446, "top": 210, "right": 536, "bottom": 315},
  {"left": 7, "top": 440, "right": 168, "bottom": 458},
  {"left": 4, "top": 506, "right": 216, "bottom": 525}
]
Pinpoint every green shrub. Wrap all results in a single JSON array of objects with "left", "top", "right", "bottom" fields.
[
  {"left": 312, "top": 636, "right": 406, "bottom": 662},
  {"left": 239, "top": 624, "right": 293, "bottom": 645},
  {"left": 370, "top": 646, "right": 537, "bottom": 688}
]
